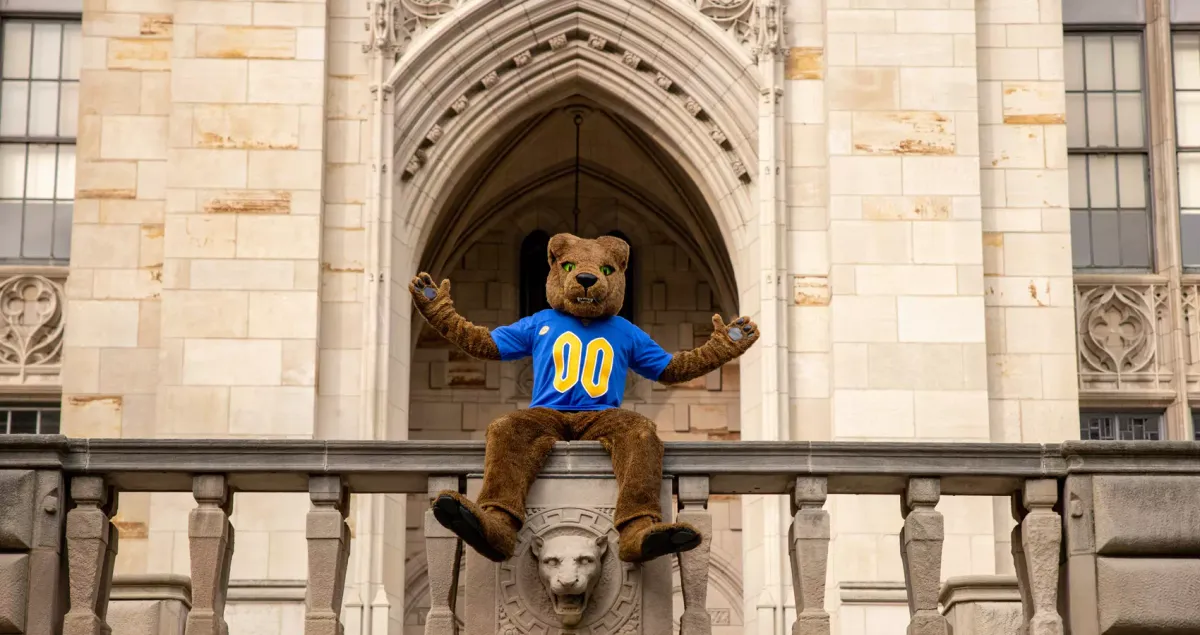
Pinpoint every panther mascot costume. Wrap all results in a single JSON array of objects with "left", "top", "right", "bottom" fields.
[{"left": 409, "top": 232, "right": 759, "bottom": 564}]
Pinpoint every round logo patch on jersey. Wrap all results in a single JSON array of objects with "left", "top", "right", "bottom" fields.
[{"left": 539, "top": 325, "right": 550, "bottom": 336}]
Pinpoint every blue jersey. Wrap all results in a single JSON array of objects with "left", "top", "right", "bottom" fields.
[{"left": 491, "top": 309, "right": 674, "bottom": 411}]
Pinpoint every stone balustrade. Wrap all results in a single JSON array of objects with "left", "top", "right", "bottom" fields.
[{"left": 1, "top": 437, "right": 1198, "bottom": 635}]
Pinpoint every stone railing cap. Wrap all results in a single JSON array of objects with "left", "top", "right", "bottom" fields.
[
  {"left": 939, "top": 575, "right": 1020, "bottom": 609},
  {"left": 110, "top": 574, "right": 192, "bottom": 607}
]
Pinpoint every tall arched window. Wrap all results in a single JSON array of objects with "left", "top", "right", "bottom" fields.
[
  {"left": 519, "top": 230, "right": 551, "bottom": 318},
  {"left": 606, "top": 230, "right": 636, "bottom": 323}
]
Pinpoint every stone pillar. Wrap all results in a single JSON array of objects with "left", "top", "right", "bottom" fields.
[
  {"left": 677, "top": 476, "right": 713, "bottom": 635},
  {"left": 1016, "top": 480, "right": 1063, "bottom": 635},
  {"left": 64, "top": 476, "right": 119, "bottom": 635},
  {"left": 305, "top": 476, "right": 350, "bottom": 635},
  {"left": 899, "top": 478, "right": 948, "bottom": 635},
  {"left": 185, "top": 476, "right": 233, "bottom": 635},
  {"left": 789, "top": 477, "right": 830, "bottom": 635},
  {"left": 462, "top": 475, "right": 676, "bottom": 635},
  {"left": 107, "top": 574, "right": 191, "bottom": 635}
]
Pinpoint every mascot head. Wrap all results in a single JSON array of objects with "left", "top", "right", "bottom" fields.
[{"left": 546, "top": 233, "right": 629, "bottom": 320}]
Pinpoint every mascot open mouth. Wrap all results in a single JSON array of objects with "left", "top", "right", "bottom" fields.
[
  {"left": 552, "top": 591, "right": 588, "bottom": 618},
  {"left": 574, "top": 297, "right": 596, "bottom": 304}
]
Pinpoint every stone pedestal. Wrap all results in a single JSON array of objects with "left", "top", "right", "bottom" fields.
[
  {"left": 463, "top": 476, "right": 674, "bottom": 635},
  {"left": 107, "top": 575, "right": 191, "bottom": 635},
  {"left": 939, "top": 576, "right": 1021, "bottom": 635}
]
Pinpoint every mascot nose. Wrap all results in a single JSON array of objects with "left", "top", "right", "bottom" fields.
[{"left": 576, "top": 273, "right": 598, "bottom": 289}]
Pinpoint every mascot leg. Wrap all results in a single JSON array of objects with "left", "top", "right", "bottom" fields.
[
  {"left": 431, "top": 408, "right": 564, "bottom": 562},
  {"left": 579, "top": 409, "right": 702, "bottom": 563}
]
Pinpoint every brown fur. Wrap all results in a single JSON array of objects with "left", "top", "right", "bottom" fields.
[{"left": 409, "top": 233, "right": 759, "bottom": 564}]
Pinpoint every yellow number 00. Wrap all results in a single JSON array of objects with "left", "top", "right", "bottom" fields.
[{"left": 551, "top": 332, "right": 615, "bottom": 398}]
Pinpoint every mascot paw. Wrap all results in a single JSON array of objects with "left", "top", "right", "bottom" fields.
[
  {"left": 409, "top": 273, "right": 451, "bottom": 306},
  {"left": 431, "top": 491, "right": 518, "bottom": 562},
  {"left": 618, "top": 518, "right": 702, "bottom": 563},
  {"left": 712, "top": 314, "right": 759, "bottom": 349}
]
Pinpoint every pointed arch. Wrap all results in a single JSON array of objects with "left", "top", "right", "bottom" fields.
[{"left": 386, "top": 0, "right": 761, "bottom": 281}]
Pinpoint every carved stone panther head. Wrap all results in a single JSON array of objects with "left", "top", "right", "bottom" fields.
[{"left": 531, "top": 531, "right": 609, "bottom": 627}]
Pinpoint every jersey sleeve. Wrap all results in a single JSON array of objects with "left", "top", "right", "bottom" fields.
[
  {"left": 490, "top": 315, "right": 537, "bottom": 361},
  {"left": 627, "top": 322, "right": 675, "bottom": 381}
]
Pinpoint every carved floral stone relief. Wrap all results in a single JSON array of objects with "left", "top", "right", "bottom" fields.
[
  {"left": 0, "top": 275, "right": 65, "bottom": 382},
  {"left": 1184, "top": 283, "right": 1200, "bottom": 392},
  {"left": 693, "top": 0, "right": 756, "bottom": 54},
  {"left": 396, "top": 29, "right": 754, "bottom": 184},
  {"left": 1075, "top": 283, "right": 1173, "bottom": 392}
]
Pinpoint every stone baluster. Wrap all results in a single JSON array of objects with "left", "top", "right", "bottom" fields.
[
  {"left": 677, "top": 476, "right": 713, "bottom": 635},
  {"left": 1010, "top": 494, "right": 1033, "bottom": 635},
  {"left": 63, "top": 476, "right": 119, "bottom": 635},
  {"left": 899, "top": 477, "right": 948, "bottom": 635},
  {"left": 306, "top": 476, "right": 351, "bottom": 635},
  {"left": 424, "top": 476, "right": 460, "bottom": 635},
  {"left": 185, "top": 475, "right": 235, "bottom": 635},
  {"left": 789, "top": 476, "right": 830, "bottom": 635},
  {"left": 1018, "top": 479, "right": 1064, "bottom": 635}
]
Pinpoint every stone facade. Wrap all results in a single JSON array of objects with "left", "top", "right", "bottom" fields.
[{"left": 1, "top": 0, "right": 1198, "bottom": 632}]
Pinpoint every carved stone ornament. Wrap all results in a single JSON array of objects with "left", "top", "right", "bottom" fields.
[
  {"left": 513, "top": 50, "right": 533, "bottom": 68},
  {"left": 1184, "top": 284, "right": 1200, "bottom": 391},
  {"left": 366, "top": 0, "right": 464, "bottom": 55},
  {"left": 481, "top": 71, "right": 500, "bottom": 88},
  {"left": 684, "top": 98, "right": 703, "bottom": 117},
  {"left": 710, "top": 128, "right": 728, "bottom": 145},
  {"left": 403, "top": 149, "right": 427, "bottom": 177},
  {"left": 731, "top": 159, "right": 748, "bottom": 178},
  {"left": 425, "top": 124, "right": 444, "bottom": 144},
  {"left": 0, "top": 275, "right": 65, "bottom": 379},
  {"left": 497, "top": 507, "right": 640, "bottom": 635},
  {"left": 621, "top": 51, "right": 641, "bottom": 69},
  {"left": 587, "top": 34, "right": 607, "bottom": 50},
  {"left": 549, "top": 34, "right": 569, "bottom": 51},
  {"left": 1076, "top": 283, "right": 1171, "bottom": 391},
  {"left": 750, "top": 0, "right": 784, "bottom": 61},
  {"left": 693, "top": 0, "right": 755, "bottom": 55},
  {"left": 654, "top": 73, "right": 673, "bottom": 91},
  {"left": 451, "top": 95, "right": 469, "bottom": 114}
]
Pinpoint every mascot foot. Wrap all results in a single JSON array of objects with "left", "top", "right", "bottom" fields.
[
  {"left": 618, "top": 517, "right": 702, "bottom": 563},
  {"left": 430, "top": 491, "right": 518, "bottom": 563}
]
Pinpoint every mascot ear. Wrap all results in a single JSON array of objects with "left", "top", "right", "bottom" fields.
[
  {"left": 595, "top": 235, "right": 630, "bottom": 271},
  {"left": 532, "top": 535, "right": 545, "bottom": 558},
  {"left": 595, "top": 533, "right": 609, "bottom": 557},
  {"left": 547, "top": 233, "right": 578, "bottom": 266}
]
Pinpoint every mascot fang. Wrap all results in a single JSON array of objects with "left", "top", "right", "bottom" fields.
[{"left": 410, "top": 232, "right": 759, "bottom": 564}]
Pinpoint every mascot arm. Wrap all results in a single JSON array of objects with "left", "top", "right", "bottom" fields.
[
  {"left": 657, "top": 314, "right": 759, "bottom": 385},
  {"left": 409, "top": 273, "right": 503, "bottom": 361}
]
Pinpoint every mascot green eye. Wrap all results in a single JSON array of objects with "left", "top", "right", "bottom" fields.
[
  {"left": 562, "top": 262, "right": 575, "bottom": 272},
  {"left": 600, "top": 265, "right": 614, "bottom": 275}
]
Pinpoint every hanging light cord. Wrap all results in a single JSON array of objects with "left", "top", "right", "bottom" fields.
[{"left": 572, "top": 113, "right": 583, "bottom": 234}]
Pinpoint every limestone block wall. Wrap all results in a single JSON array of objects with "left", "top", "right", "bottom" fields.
[{"left": 61, "top": 0, "right": 384, "bottom": 618}]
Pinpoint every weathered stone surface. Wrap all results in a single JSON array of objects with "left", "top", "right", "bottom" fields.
[
  {"left": 940, "top": 576, "right": 1022, "bottom": 635},
  {"left": 1097, "top": 558, "right": 1200, "bottom": 634},
  {"left": 0, "top": 470, "right": 36, "bottom": 549},
  {"left": 0, "top": 553, "right": 30, "bottom": 632},
  {"left": 108, "top": 575, "right": 191, "bottom": 635},
  {"left": 1093, "top": 475, "right": 1200, "bottom": 556}
]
